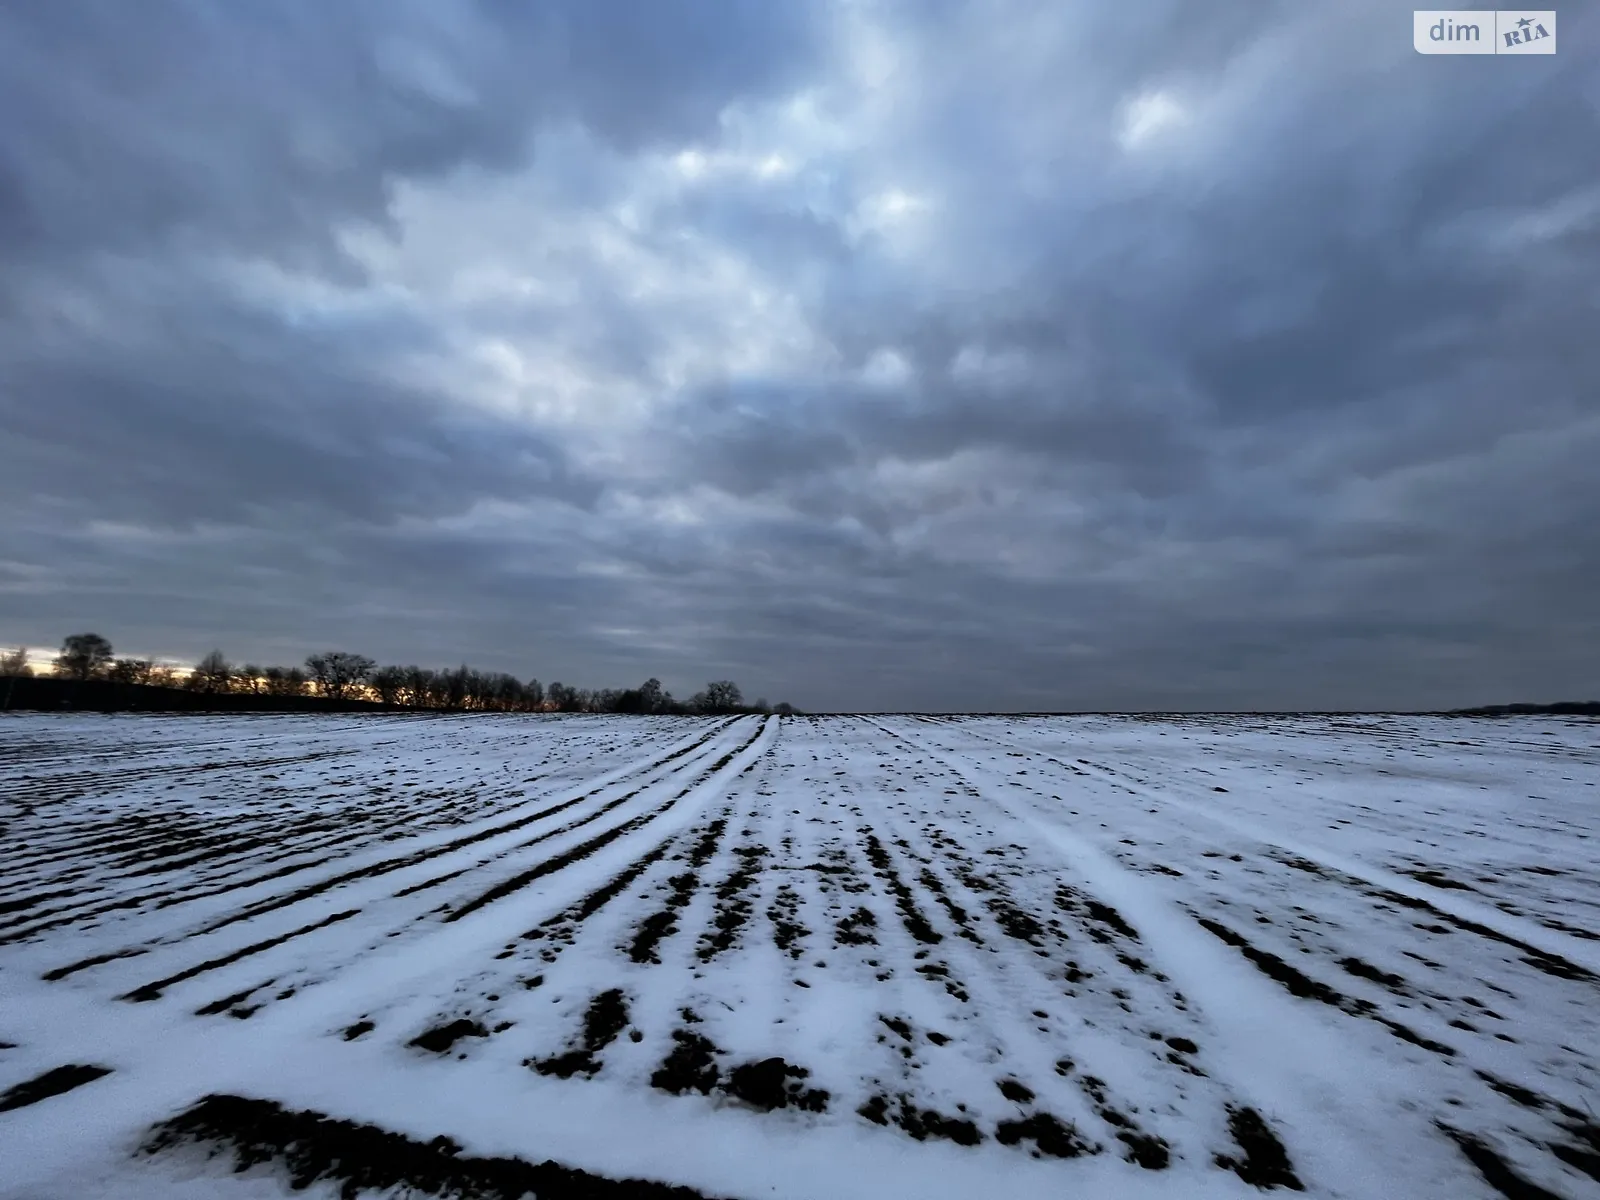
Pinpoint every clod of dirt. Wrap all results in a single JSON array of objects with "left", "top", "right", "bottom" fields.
[
  {"left": 142, "top": 1093, "right": 732, "bottom": 1199},
  {"left": 722, "top": 1058, "right": 829, "bottom": 1113},
  {"left": 408, "top": 1019, "right": 488, "bottom": 1055},
  {"left": 835, "top": 907, "right": 878, "bottom": 945},
  {"left": 860, "top": 1093, "right": 983, "bottom": 1146},
  {"left": 1165, "top": 1036, "right": 1198, "bottom": 1054},
  {"left": 984, "top": 896, "right": 1045, "bottom": 944},
  {"left": 651, "top": 1029, "right": 723, "bottom": 1095},
  {"left": 1214, "top": 1106, "right": 1305, "bottom": 1191},
  {"left": 996, "top": 1079, "right": 1035, "bottom": 1104},
  {"left": 0, "top": 1064, "right": 113, "bottom": 1113},
  {"left": 1118, "top": 1130, "right": 1172, "bottom": 1169},
  {"left": 995, "top": 1112, "right": 1094, "bottom": 1159},
  {"left": 342, "top": 1020, "right": 375, "bottom": 1042}
]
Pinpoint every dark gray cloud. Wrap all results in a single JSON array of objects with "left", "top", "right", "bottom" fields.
[{"left": 1, "top": 0, "right": 1597, "bottom": 709}]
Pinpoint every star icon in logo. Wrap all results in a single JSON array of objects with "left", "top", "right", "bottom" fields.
[{"left": 1517, "top": 16, "right": 1533, "bottom": 28}]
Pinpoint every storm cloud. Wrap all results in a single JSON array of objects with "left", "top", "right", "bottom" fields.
[{"left": 2, "top": 0, "right": 1596, "bottom": 710}]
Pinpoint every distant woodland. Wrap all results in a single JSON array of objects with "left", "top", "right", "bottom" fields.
[{"left": 0, "top": 634, "right": 794, "bottom": 715}]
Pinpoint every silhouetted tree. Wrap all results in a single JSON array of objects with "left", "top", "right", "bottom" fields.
[
  {"left": 55, "top": 633, "right": 113, "bottom": 681},
  {"left": 109, "top": 657, "right": 157, "bottom": 685},
  {"left": 774, "top": 701, "right": 796, "bottom": 716},
  {"left": 0, "top": 647, "right": 32, "bottom": 677},
  {"left": 694, "top": 680, "right": 744, "bottom": 713},
  {"left": 305, "top": 651, "right": 375, "bottom": 700},
  {"left": 369, "top": 665, "right": 407, "bottom": 706},
  {"left": 263, "top": 665, "right": 309, "bottom": 697},
  {"left": 399, "top": 666, "right": 437, "bottom": 708},
  {"left": 524, "top": 678, "right": 545, "bottom": 710},
  {"left": 491, "top": 672, "right": 524, "bottom": 711},
  {"left": 189, "top": 650, "right": 233, "bottom": 694},
  {"left": 234, "top": 664, "right": 267, "bottom": 695},
  {"left": 147, "top": 663, "right": 181, "bottom": 688}
]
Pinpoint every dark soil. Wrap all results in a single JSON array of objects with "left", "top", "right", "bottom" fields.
[
  {"left": 1055, "top": 886, "right": 1141, "bottom": 943},
  {"left": 120, "top": 908, "right": 361, "bottom": 1001},
  {"left": 859, "top": 1093, "right": 983, "bottom": 1146},
  {"left": 767, "top": 884, "right": 809, "bottom": 958},
  {"left": 629, "top": 872, "right": 701, "bottom": 964},
  {"left": 984, "top": 895, "right": 1045, "bottom": 945},
  {"left": 996, "top": 1078, "right": 1035, "bottom": 1104},
  {"left": 1214, "top": 1106, "right": 1305, "bottom": 1191},
  {"left": 0, "top": 1063, "right": 112, "bottom": 1113},
  {"left": 1118, "top": 1129, "right": 1172, "bottom": 1169},
  {"left": 994, "top": 1112, "right": 1093, "bottom": 1158},
  {"left": 697, "top": 845, "right": 767, "bottom": 962},
  {"left": 410, "top": 1019, "right": 489, "bottom": 1055},
  {"left": 1439, "top": 1124, "right": 1566, "bottom": 1200},
  {"left": 531, "top": 989, "right": 628, "bottom": 1079},
  {"left": 142, "top": 1093, "right": 733, "bottom": 1199},
  {"left": 446, "top": 725, "right": 764, "bottom": 926},
  {"left": 916, "top": 868, "right": 981, "bottom": 942},
  {"left": 342, "top": 1020, "right": 375, "bottom": 1041},
  {"left": 614, "top": 820, "right": 730, "bottom": 963},
  {"left": 651, "top": 1028, "right": 723, "bottom": 1096},
  {"left": 446, "top": 799, "right": 681, "bottom": 924},
  {"left": 1552, "top": 1115, "right": 1600, "bottom": 1184},
  {"left": 835, "top": 906, "right": 878, "bottom": 946},
  {"left": 1195, "top": 918, "right": 1361, "bottom": 1010},
  {"left": 722, "top": 1058, "right": 829, "bottom": 1113},
  {"left": 1366, "top": 888, "right": 1598, "bottom": 985},
  {"left": 1338, "top": 957, "right": 1407, "bottom": 989},
  {"left": 860, "top": 831, "right": 942, "bottom": 945},
  {"left": 194, "top": 985, "right": 262, "bottom": 1017},
  {"left": 1407, "top": 868, "right": 1476, "bottom": 892}
]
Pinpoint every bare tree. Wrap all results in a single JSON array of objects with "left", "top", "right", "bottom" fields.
[
  {"left": 1, "top": 647, "right": 34, "bottom": 677},
  {"left": 263, "top": 665, "right": 309, "bottom": 697},
  {"left": 369, "top": 665, "right": 407, "bottom": 706},
  {"left": 694, "top": 680, "right": 744, "bottom": 713},
  {"left": 491, "top": 673, "right": 524, "bottom": 711},
  {"left": 189, "top": 650, "right": 233, "bottom": 694},
  {"left": 234, "top": 664, "right": 267, "bottom": 695},
  {"left": 774, "top": 701, "right": 796, "bottom": 716},
  {"left": 399, "top": 666, "right": 437, "bottom": 709},
  {"left": 524, "top": 677, "right": 545, "bottom": 710},
  {"left": 55, "top": 633, "right": 114, "bottom": 681},
  {"left": 305, "top": 651, "right": 375, "bottom": 700}
]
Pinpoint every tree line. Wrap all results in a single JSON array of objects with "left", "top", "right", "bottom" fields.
[{"left": 1, "top": 634, "right": 794, "bottom": 716}]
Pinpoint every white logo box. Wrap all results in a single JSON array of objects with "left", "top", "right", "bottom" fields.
[{"left": 1414, "top": 10, "right": 1556, "bottom": 53}]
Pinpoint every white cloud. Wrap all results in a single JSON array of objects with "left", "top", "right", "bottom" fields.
[{"left": 1118, "top": 90, "right": 1188, "bottom": 149}]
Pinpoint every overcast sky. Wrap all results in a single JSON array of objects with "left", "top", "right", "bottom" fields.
[{"left": 1, "top": 2, "right": 1596, "bottom": 712}]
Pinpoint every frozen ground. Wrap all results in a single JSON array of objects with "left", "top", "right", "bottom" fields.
[{"left": 0, "top": 711, "right": 1596, "bottom": 1200}]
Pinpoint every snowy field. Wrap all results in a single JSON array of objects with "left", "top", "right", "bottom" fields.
[{"left": 0, "top": 712, "right": 1596, "bottom": 1200}]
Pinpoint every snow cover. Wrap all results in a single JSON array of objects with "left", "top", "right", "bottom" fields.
[{"left": 0, "top": 711, "right": 1596, "bottom": 1200}]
